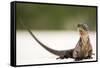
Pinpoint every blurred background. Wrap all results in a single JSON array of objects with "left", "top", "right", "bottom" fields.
[
  {"left": 16, "top": 3, "right": 97, "bottom": 31},
  {"left": 16, "top": 3, "right": 97, "bottom": 65}
]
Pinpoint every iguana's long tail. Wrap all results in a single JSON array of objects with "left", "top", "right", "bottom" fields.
[{"left": 20, "top": 22, "right": 66, "bottom": 56}]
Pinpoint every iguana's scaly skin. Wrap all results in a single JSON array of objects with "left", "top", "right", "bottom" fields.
[
  {"left": 73, "top": 24, "right": 93, "bottom": 60},
  {"left": 21, "top": 23, "right": 93, "bottom": 61}
]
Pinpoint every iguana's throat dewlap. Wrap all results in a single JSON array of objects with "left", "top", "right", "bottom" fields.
[{"left": 79, "top": 28, "right": 89, "bottom": 46}]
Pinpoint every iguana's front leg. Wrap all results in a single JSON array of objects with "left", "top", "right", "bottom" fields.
[{"left": 85, "top": 50, "right": 93, "bottom": 59}]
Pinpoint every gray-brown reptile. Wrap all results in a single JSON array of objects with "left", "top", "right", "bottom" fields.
[{"left": 21, "top": 23, "right": 93, "bottom": 61}]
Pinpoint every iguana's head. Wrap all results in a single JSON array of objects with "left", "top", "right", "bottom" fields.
[{"left": 77, "top": 23, "right": 89, "bottom": 37}]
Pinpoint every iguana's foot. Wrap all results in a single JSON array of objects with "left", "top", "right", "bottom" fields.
[
  {"left": 74, "top": 58, "right": 82, "bottom": 61},
  {"left": 85, "top": 56, "right": 93, "bottom": 59}
]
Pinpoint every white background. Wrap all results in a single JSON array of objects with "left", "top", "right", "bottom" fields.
[
  {"left": 16, "top": 31, "right": 96, "bottom": 65},
  {"left": 0, "top": 0, "right": 99, "bottom": 68}
]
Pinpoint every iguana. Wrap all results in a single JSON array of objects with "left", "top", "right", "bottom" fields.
[{"left": 21, "top": 22, "right": 93, "bottom": 61}]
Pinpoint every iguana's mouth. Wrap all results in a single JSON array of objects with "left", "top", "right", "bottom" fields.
[
  {"left": 79, "top": 30, "right": 83, "bottom": 35},
  {"left": 78, "top": 27, "right": 88, "bottom": 37},
  {"left": 78, "top": 29, "right": 85, "bottom": 36},
  {"left": 77, "top": 24, "right": 88, "bottom": 36}
]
